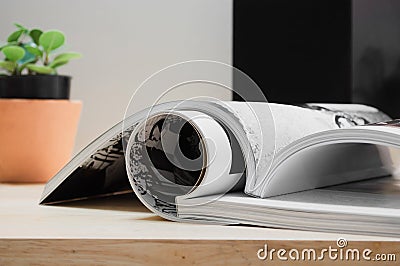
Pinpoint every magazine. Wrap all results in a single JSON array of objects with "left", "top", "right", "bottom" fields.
[{"left": 40, "top": 101, "right": 400, "bottom": 236}]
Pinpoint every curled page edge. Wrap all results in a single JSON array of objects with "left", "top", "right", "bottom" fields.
[
  {"left": 125, "top": 109, "right": 246, "bottom": 221},
  {"left": 39, "top": 100, "right": 264, "bottom": 204}
]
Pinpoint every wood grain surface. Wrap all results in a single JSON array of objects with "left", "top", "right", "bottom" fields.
[{"left": 0, "top": 184, "right": 398, "bottom": 265}]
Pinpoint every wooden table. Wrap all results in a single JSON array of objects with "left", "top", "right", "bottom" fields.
[{"left": 0, "top": 184, "right": 399, "bottom": 265}]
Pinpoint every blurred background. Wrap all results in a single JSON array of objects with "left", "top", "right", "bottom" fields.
[
  {"left": 0, "top": 0, "right": 232, "bottom": 153},
  {"left": 2, "top": 0, "right": 400, "bottom": 154}
]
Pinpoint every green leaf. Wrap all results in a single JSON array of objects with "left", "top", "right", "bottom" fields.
[
  {"left": 39, "top": 30, "right": 65, "bottom": 52},
  {"left": 49, "top": 52, "right": 81, "bottom": 68},
  {"left": 7, "top": 29, "right": 24, "bottom": 42},
  {"left": 25, "top": 45, "right": 42, "bottom": 57},
  {"left": 0, "top": 41, "right": 18, "bottom": 51},
  {"left": 53, "top": 52, "right": 81, "bottom": 62},
  {"left": 29, "top": 29, "right": 43, "bottom": 45},
  {"left": 2, "top": 46, "right": 25, "bottom": 62},
  {"left": 26, "top": 64, "right": 54, "bottom": 74},
  {"left": 49, "top": 59, "right": 68, "bottom": 68},
  {"left": 14, "top": 23, "right": 28, "bottom": 32},
  {"left": 0, "top": 61, "right": 16, "bottom": 72}
]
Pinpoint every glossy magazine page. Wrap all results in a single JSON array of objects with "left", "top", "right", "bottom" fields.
[{"left": 41, "top": 101, "right": 395, "bottom": 232}]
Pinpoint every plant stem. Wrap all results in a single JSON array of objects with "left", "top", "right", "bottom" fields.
[
  {"left": 12, "top": 62, "right": 18, "bottom": 75},
  {"left": 44, "top": 52, "right": 49, "bottom": 66}
]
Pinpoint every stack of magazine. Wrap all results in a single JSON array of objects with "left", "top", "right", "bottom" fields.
[{"left": 41, "top": 101, "right": 400, "bottom": 236}]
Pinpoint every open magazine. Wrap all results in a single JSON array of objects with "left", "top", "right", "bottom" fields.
[{"left": 40, "top": 101, "right": 400, "bottom": 236}]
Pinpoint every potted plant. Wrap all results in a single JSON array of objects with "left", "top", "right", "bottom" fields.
[{"left": 0, "top": 23, "right": 82, "bottom": 183}]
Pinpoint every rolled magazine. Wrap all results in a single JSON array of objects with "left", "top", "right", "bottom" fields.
[{"left": 41, "top": 101, "right": 400, "bottom": 236}]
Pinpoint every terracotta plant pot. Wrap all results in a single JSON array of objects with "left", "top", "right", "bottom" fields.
[{"left": 0, "top": 99, "right": 81, "bottom": 183}]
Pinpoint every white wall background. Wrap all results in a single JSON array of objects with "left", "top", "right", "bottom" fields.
[{"left": 0, "top": 0, "right": 232, "bottom": 153}]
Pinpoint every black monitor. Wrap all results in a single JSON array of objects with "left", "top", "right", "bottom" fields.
[{"left": 233, "top": 0, "right": 400, "bottom": 118}]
